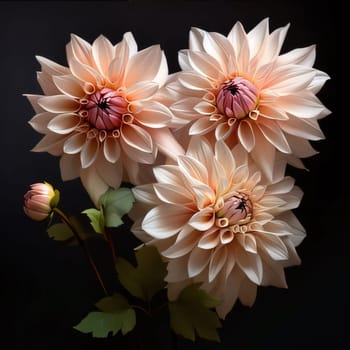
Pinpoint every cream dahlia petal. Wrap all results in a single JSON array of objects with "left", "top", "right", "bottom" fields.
[
  {"left": 69, "top": 34, "right": 94, "bottom": 66},
  {"left": 178, "top": 50, "right": 192, "bottom": 71},
  {"left": 277, "top": 114, "right": 324, "bottom": 140},
  {"left": 279, "top": 94, "right": 326, "bottom": 118},
  {"left": 120, "top": 136, "right": 156, "bottom": 164},
  {"left": 238, "top": 120, "right": 255, "bottom": 152},
  {"left": 189, "top": 27, "right": 206, "bottom": 51},
  {"left": 178, "top": 72, "right": 212, "bottom": 91},
  {"left": 256, "top": 120, "right": 291, "bottom": 153},
  {"left": 36, "top": 55, "right": 70, "bottom": 76},
  {"left": 188, "top": 207, "right": 215, "bottom": 231},
  {"left": 236, "top": 233, "right": 257, "bottom": 254},
  {"left": 187, "top": 51, "right": 224, "bottom": 80},
  {"left": 277, "top": 45, "right": 316, "bottom": 67},
  {"left": 132, "top": 184, "right": 161, "bottom": 206},
  {"left": 308, "top": 70, "right": 330, "bottom": 94},
  {"left": 153, "top": 183, "right": 193, "bottom": 205},
  {"left": 63, "top": 133, "right": 86, "bottom": 154},
  {"left": 202, "top": 32, "right": 229, "bottom": 72},
  {"left": 216, "top": 268, "right": 243, "bottom": 319},
  {"left": 31, "top": 133, "right": 67, "bottom": 155},
  {"left": 37, "top": 95, "right": 80, "bottom": 113},
  {"left": 198, "top": 228, "right": 220, "bottom": 249},
  {"left": 80, "top": 136, "right": 99, "bottom": 168},
  {"left": 52, "top": 75, "right": 85, "bottom": 98},
  {"left": 47, "top": 113, "right": 80, "bottom": 134},
  {"left": 125, "top": 45, "right": 162, "bottom": 86},
  {"left": 188, "top": 246, "right": 212, "bottom": 278},
  {"left": 142, "top": 204, "right": 192, "bottom": 239},
  {"left": 162, "top": 230, "right": 199, "bottom": 259},
  {"left": 116, "top": 31, "right": 138, "bottom": 58},
  {"left": 265, "top": 176, "right": 295, "bottom": 195},
  {"left": 153, "top": 165, "right": 185, "bottom": 187},
  {"left": 152, "top": 51, "right": 168, "bottom": 87},
  {"left": 166, "top": 257, "right": 191, "bottom": 283},
  {"left": 95, "top": 153, "right": 122, "bottom": 188},
  {"left": 135, "top": 101, "right": 172, "bottom": 128},
  {"left": 37, "top": 72, "right": 60, "bottom": 95},
  {"left": 247, "top": 17, "right": 269, "bottom": 59},
  {"left": 209, "top": 245, "right": 227, "bottom": 282},
  {"left": 190, "top": 117, "right": 219, "bottom": 135},
  {"left": 80, "top": 166, "right": 109, "bottom": 207},
  {"left": 238, "top": 277, "right": 257, "bottom": 307},
  {"left": 69, "top": 58, "right": 101, "bottom": 84},
  {"left": 28, "top": 112, "right": 55, "bottom": 134},
  {"left": 285, "top": 135, "right": 319, "bottom": 158},
  {"left": 102, "top": 136, "right": 121, "bottom": 163},
  {"left": 126, "top": 81, "right": 159, "bottom": 101},
  {"left": 25, "top": 94, "right": 46, "bottom": 114},
  {"left": 92, "top": 35, "right": 114, "bottom": 75},
  {"left": 177, "top": 155, "right": 208, "bottom": 184},
  {"left": 121, "top": 123, "right": 153, "bottom": 153},
  {"left": 255, "top": 233, "right": 289, "bottom": 260},
  {"left": 235, "top": 246, "right": 263, "bottom": 285},
  {"left": 60, "top": 153, "right": 80, "bottom": 181}
]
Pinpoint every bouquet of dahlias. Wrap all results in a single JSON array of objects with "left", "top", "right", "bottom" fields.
[{"left": 23, "top": 18, "right": 330, "bottom": 345}]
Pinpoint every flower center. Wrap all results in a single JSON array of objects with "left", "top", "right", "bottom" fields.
[
  {"left": 216, "top": 77, "right": 259, "bottom": 120},
  {"left": 217, "top": 192, "right": 253, "bottom": 227},
  {"left": 82, "top": 87, "right": 128, "bottom": 130}
]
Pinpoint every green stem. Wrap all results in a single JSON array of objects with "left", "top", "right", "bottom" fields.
[{"left": 52, "top": 207, "right": 108, "bottom": 296}]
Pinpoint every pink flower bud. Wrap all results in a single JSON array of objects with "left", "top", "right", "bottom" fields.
[{"left": 23, "top": 182, "right": 59, "bottom": 221}]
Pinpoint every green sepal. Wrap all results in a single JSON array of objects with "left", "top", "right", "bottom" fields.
[
  {"left": 49, "top": 188, "right": 60, "bottom": 209},
  {"left": 74, "top": 294, "right": 136, "bottom": 338},
  {"left": 168, "top": 283, "right": 222, "bottom": 342},
  {"left": 115, "top": 245, "right": 167, "bottom": 301}
]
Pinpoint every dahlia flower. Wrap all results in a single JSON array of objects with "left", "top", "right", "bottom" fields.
[
  {"left": 169, "top": 18, "right": 330, "bottom": 180},
  {"left": 24, "top": 182, "right": 59, "bottom": 221},
  {"left": 131, "top": 136, "right": 306, "bottom": 318},
  {"left": 26, "top": 33, "right": 183, "bottom": 206}
]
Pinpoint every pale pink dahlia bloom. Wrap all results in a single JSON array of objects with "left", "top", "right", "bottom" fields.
[
  {"left": 131, "top": 137, "right": 305, "bottom": 318},
  {"left": 26, "top": 33, "right": 183, "bottom": 206},
  {"left": 170, "top": 18, "right": 330, "bottom": 180}
]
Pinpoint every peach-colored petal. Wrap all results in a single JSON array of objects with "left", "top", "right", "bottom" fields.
[
  {"left": 153, "top": 183, "right": 192, "bottom": 205},
  {"left": 37, "top": 72, "right": 59, "bottom": 95},
  {"left": 52, "top": 75, "right": 84, "bottom": 98},
  {"left": 153, "top": 165, "right": 185, "bottom": 187},
  {"left": 238, "top": 277, "right": 257, "bottom": 307},
  {"left": 235, "top": 245, "right": 263, "bottom": 285},
  {"left": 31, "top": 133, "right": 66, "bottom": 156},
  {"left": 255, "top": 233, "right": 289, "bottom": 261},
  {"left": 135, "top": 101, "right": 172, "bottom": 128},
  {"left": 277, "top": 45, "right": 315, "bottom": 67},
  {"left": 63, "top": 133, "right": 86, "bottom": 154},
  {"left": 177, "top": 155, "right": 208, "bottom": 184},
  {"left": 28, "top": 112, "right": 55, "bottom": 134},
  {"left": 188, "top": 207, "right": 215, "bottom": 231},
  {"left": 60, "top": 153, "right": 80, "bottom": 180},
  {"left": 257, "top": 120, "right": 291, "bottom": 153},
  {"left": 188, "top": 246, "right": 212, "bottom": 278},
  {"left": 162, "top": 230, "right": 199, "bottom": 259},
  {"left": 47, "top": 113, "right": 80, "bottom": 134},
  {"left": 25, "top": 94, "right": 45, "bottom": 114},
  {"left": 198, "top": 228, "right": 220, "bottom": 249},
  {"left": 187, "top": 51, "right": 224, "bottom": 80},
  {"left": 121, "top": 123, "right": 153, "bottom": 153},
  {"left": 238, "top": 120, "right": 255, "bottom": 152},
  {"left": 142, "top": 204, "right": 192, "bottom": 239},
  {"left": 96, "top": 152, "right": 122, "bottom": 188},
  {"left": 125, "top": 45, "right": 162, "bottom": 86},
  {"left": 103, "top": 136, "right": 121, "bottom": 163},
  {"left": 69, "top": 59, "right": 100, "bottom": 86},
  {"left": 37, "top": 95, "right": 80, "bottom": 113},
  {"left": 209, "top": 245, "right": 227, "bottom": 282},
  {"left": 126, "top": 81, "right": 159, "bottom": 101},
  {"left": 80, "top": 136, "right": 99, "bottom": 168},
  {"left": 189, "top": 117, "right": 218, "bottom": 135},
  {"left": 36, "top": 55, "right": 70, "bottom": 76},
  {"left": 92, "top": 35, "right": 114, "bottom": 75},
  {"left": 178, "top": 72, "right": 212, "bottom": 91},
  {"left": 80, "top": 165, "right": 109, "bottom": 207},
  {"left": 69, "top": 34, "right": 94, "bottom": 66}
]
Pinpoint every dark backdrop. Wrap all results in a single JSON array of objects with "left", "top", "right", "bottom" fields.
[{"left": 0, "top": 1, "right": 341, "bottom": 349}]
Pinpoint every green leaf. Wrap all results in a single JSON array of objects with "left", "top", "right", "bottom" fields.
[
  {"left": 82, "top": 208, "right": 104, "bottom": 234},
  {"left": 115, "top": 245, "right": 167, "bottom": 301},
  {"left": 169, "top": 284, "right": 222, "bottom": 342},
  {"left": 47, "top": 223, "right": 74, "bottom": 241},
  {"left": 100, "top": 188, "right": 134, "bottom": 228},
  {"left": 74, "top": 294, "right": 136, "bottom": 338}
]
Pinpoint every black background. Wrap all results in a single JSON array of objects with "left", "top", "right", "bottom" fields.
[{"left": 0, "top": 1, "right": 341, "bottom": 349}]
